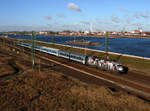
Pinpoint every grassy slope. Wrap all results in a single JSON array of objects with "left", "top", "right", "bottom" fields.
[{"left": 1, "top": 69, "right": 150, "bottom": 111}]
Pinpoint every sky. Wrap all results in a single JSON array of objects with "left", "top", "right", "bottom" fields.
[{"left": 0, "top": 0, "right": 150, "bottom": 32}]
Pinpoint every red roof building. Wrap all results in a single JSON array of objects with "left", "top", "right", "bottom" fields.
[{"left": 132, "top": 29, "right": 142, "bottom": 34}]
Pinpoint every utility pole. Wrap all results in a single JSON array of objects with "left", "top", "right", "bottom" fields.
[
  {"left": 39, "top": 59, "right": 41, "bottom": 74},
  {"left": 3, "top": 36, "right": 6, "bottom": 47},
  {"left": 32, "top": 31, "right": 36, "bottom": 69},
  {"left": 105, "top": 32, "right": 109, "bottom": 59},
  {"left": 90, "top": 20, "right": 93, "bottom": 34},
  {"left": 83, "top": 38, "right": 86, "bottom": 55},
  {"left": 52, "top": 33, "right": 55, "bottom": 47}
]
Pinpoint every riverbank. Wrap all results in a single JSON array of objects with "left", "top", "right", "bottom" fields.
[
  {"left": 55, "top": 34, "right": 150, "bottom": 39},
  {"left": 66, "top": 40, "right": 100, "bottom": 46}
]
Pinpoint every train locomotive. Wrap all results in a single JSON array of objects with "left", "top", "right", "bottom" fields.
[
  {"left": 17, "top": 42, "right": 128, "bottom": 74},
  {"left": 86, "top": 56, "right": 128, "bottom": 73}
]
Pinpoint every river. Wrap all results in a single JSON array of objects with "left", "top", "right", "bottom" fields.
[{"left": 7, "top": 34, "right": 150, "bottom": 58}]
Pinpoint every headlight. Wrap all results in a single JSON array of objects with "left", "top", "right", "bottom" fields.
[{"left": 118, "top": 67, "right": 123, "bottom": 71}]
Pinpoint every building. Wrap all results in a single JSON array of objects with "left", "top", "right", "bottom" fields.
[
  {"left": 132, "top": 29, "right": 142, "bottom": 34},
  {"left": 141, "top": 32, "right": 147, "bottom": 36},
  {"left": 39, "top": 31, "right": 48, "bottom": 35},
  {"left": 58, "top": 30, "right": 71, "bottom": 35}
]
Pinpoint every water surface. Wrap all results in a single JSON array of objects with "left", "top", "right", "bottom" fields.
[{"left": 8, "top": 34, "right": 150, "bottom": 58}]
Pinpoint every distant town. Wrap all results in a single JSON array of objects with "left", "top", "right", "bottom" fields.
[{"left": 1, "top": 29, "right": 150, "bottom": 38}]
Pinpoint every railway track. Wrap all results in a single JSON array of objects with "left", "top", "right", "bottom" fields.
[
  {"left": 34, "top": 51, "right": 150, "bottom": 100},
  {"left": 1, "top": 37, "right": 150, "bottom": 101}
]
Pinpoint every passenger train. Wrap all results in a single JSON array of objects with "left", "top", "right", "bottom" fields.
[{"left": 17, "top": 42, "right": 128, "bottom": 74}]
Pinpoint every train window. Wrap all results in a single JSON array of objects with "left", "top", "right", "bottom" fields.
[
  {"left": 117, "top": 65, "right": 122, "bottom": 67},
  {"left": 71, "top": 55, "right": 75, "bottom": 58},
  {"left": 60, "top": 52, "right": 68, "bottom": 56},
  {"left": 71, "top": 55, "right": 83, "bottom": 61}
]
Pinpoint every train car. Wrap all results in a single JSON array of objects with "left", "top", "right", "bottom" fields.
[
  {"left": 70, "top": 52, "right": 87, "bottom": 64},
  {"left": 34, "top": 45, "right": 41, "bottom": 49},
  {"left": 34, "top": 45, "right": 43, "bottom": 52},
  {"left": 44, "top": 47, "right": 59, "bottom": 56},
  {"left": 58, "top": 50, "right": 70, "bottom": 59},
  {"left": 36, "top": 46, "right": 47, "bottom": 53},
  {"left": 34, "top": 45, "right": 59, "bottom": 56},
  {"left": 17, "top": 42, "right": 32, "bottom": 48}
]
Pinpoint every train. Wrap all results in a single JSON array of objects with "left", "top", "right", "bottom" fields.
[{"left": 17, "top": 42, "right": 128, "bottom": 74}]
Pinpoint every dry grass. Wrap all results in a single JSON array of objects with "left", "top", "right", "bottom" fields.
[
  {"left": 0, "top": 53, "right": 16, "bottom": 76},
  {"left": 70, "top": 86, "right": 150, "bottom": 111},
  {"left": 0, "top": 46, "right": 150, "bottom": 111},
  {"left": 1, "top": 67, "right": 150, "bottom": 111},
  {"left": 0, "top": 63, "right": 15, "bottom": 76}
]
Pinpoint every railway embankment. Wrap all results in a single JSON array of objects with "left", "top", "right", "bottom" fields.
[
  {"left": 18, "top": 38, "right": 150, "bottom": 76},
  {"left": 0, "top": 43, "right": 150, "bottom": 111}
]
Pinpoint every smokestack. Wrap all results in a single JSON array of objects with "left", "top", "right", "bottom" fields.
[{"left": 90, "top": 21, "right": 93, "bottom": 33}]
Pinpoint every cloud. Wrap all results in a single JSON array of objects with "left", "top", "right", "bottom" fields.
[
  {"left": 56, "top": 13, "right": 65, "bottom": 18},
  {"left": 131, "top": 23, "right": 143, "bottom": 27},
  {"left": 67, "top": 3, "right": 81, "bottom": 12},
  {"left": 0, "top": 25, "right": 52, "bottom": 32},
  {"left": 139, "top": 13, "right": 150, "bottom": 18},
  {"left": 134, "top": 12, "right": 150, "bottom": 19},
  {"left": 44, "top": 16, "right": 52, "bottom": 20},
  {"left": 119, "top": 7, "right": 129, "bottom": 12},
  {"left": 111, "top": 16, "right": 120, "bottom": 23}
]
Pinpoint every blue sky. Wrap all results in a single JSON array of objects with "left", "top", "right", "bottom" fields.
[{"left": 0, "top": 0, "right": 150, "bottom": 32}]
